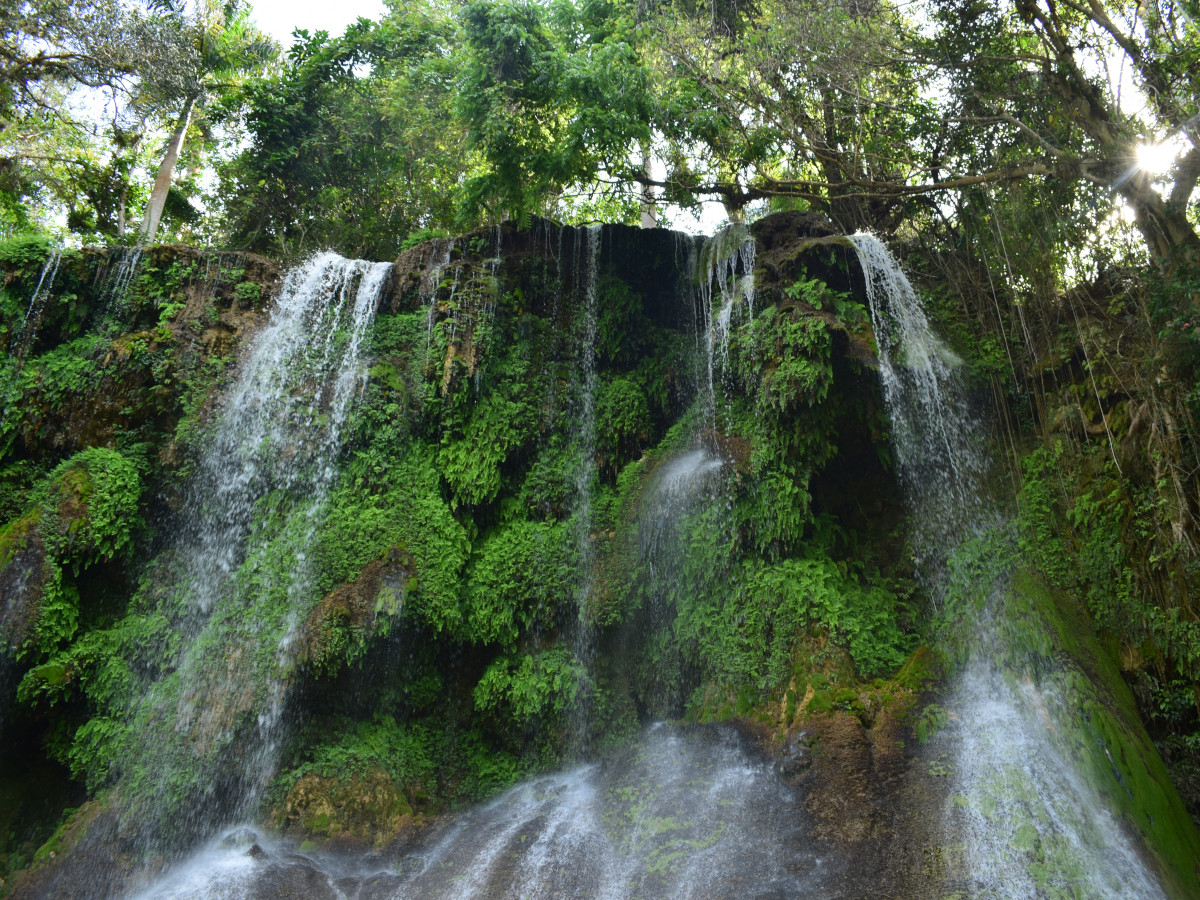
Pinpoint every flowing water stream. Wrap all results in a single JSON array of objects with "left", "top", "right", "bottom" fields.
[
  {"left": 121, "top": 253, "right": 389, "bottom": 851},
  {"left": 850, "top": 233, "right": 1167, "bottom": 898},
  {"left": 129, "top": 723, "right": 824, "bottom": 900}
]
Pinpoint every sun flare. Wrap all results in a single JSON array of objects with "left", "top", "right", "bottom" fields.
[{"left": 1136, "top": 141, "right": 1178, "bottom": 175}]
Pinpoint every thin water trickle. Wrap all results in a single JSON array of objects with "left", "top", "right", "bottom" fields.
[
  {"left": 696, "top": 224, "right": 755, "bottom": 438},
  {"left": 569, "top": 225, "right": 602, "bottom": 747},
  {"left": 572, "top": 225, "right": 602, "bottom": 590},
  {"left": 20, "top": 249, "right": 61, "bottom": 335},
  {"left": 105, "top": 247, "right": 143, "bottom": 314},
  {"left": 851, "top": 232, "right": 1167, "bottom": 898},
  {"left": 422, "top": 238, "right": 454, "bottom": 359}
]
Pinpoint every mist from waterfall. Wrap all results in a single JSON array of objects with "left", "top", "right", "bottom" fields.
[{"left": 129, "top": 723, "right": 823, "bottom": 900}]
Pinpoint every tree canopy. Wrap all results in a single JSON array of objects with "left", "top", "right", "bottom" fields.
[{"left": 0, "top": 0, "right": 1194, "bottom": 270}]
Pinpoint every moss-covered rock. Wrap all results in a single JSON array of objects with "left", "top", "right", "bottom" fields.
[{"left": 278, "top": 769, "right": 414, "bottom": 849}]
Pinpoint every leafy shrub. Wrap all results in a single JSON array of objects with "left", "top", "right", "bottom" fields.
[
  {"left": 675, "top": 547, "right": 911, "bottom": 691},
  {"left": 41, "top": 447, "right": 142, "bottom": 570},
  {"left": 464, "top": 520, "right": 573, "bottom": 644},
  {"left": 474, "top": 646, "right": 588, "bottom": 731},
  {"left": 596, "top": 376, "right": 650, "bottom": 468}
]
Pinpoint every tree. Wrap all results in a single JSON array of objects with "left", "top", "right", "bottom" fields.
[
  {"left": 925, "top": 0, "right": 1199, "bottom": 268},
  {"left": 454, "top": 0, "right": 655, "bottom": 224},
  {"left": 635, "top": 0, "right": 934, "bottom": 231},
  {"left": 138, "top": 0, "right": 276, "bottom": 241},
  {"left": 0, "top": 0, "right": 188, "bottom": 237},
  {"left": 222, "top": 2, "right": 472, "bottom": 259}
]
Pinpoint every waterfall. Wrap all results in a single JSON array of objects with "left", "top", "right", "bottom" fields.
[
  {"left": 572, "top": 225, "right": 602, "bottom": 608},
  {"left": 179, "top": 253, "right": 387, "bottom": 612},
  {"left": 422, "top": 238, "right": 454, "bottom": 360},
  {"left": 638, "top": 449, "right": 724, "bottom": 566},
  {"left": 696, "top": 223, "right": 755, "bottom": 431},
  {"left": 104, "top": 247, "right": 143, "bottom": 314},
  {"left": 850, "top": 233, "right": 1167, "bottom": 899},
  {"left": 0, "top": 249, "right": 62, "bottom": 440},
  {"left": 20, "top": 249, "right": 61, "bottom": 341},
  {"left": 568, "top": 225, "right": 602, "bottom": 745},
  {"left": 850, "top": 233, "right": 989, "bottom": 579},
  {"left": 122, "top": 253, "right": 388, "bottom": 849},
  {"left": 130, "top": 723, "right": 823, "bottom": 900}
]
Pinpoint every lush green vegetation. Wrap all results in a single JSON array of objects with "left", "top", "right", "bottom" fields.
[
  {"left": 0, "top": 224, "right": 932, "bottom": 867},
  {"left": 1, "top": 0, "right": 1199, "bottom": 888}
]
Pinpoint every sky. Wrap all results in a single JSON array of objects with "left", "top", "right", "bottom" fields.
[{"left": 248, "top": 0, "right": 388, "bottom": 47}]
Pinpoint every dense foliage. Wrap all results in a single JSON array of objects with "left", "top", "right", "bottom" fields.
[{"left": 1, "top": 0, "right": 1200, "bottom": 888}]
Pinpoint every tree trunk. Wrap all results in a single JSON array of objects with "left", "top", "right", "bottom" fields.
[
  {"left": 140, "top": 95, "right": 196, "bottom": 241},
  {"left": 117, "top": 183, "right": 127, "bottom": 237},
  {"left": 1121, "top": 170, "right": 1200, "bottom": 264},
  {"left": 640, "top": 147, "right": 657, "bottom": 229}
]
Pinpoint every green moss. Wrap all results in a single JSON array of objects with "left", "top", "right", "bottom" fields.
[
  {"left": 674, "top": 549, "right": 911, "bottom": 693},
  {"left": 1009, "top": 571, "right": 1200, "bottom": 899},
  {"left": 41, "top": 447, "right": 141, "bottom": 570},
  {"left": 596, "top": 376, "right": 651, "bottom": 469},
  {"left": 318, "top": 449, "right": 469, "bottom": 633},
  {"left": 474, "top": 646, "right": 588, "bottom": 735}
]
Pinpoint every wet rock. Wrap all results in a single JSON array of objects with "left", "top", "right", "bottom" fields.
[
  {"left": 0, "top": 512, "right": 49, "bottom": 651},
  {"left": 247, "top": 843, "right": 269, "bottom": 860},
  {"left": 777, "top": 729, "right": 812, "bottom": 777},
  {"left": 253, "top": 855, "right": 337, "bottom": 900},
  {"left": 219, "top": 826, "right": 259, "bottom": 850}
]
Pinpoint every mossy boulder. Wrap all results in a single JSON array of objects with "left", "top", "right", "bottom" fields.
[
  {"left": 278, "top": 768, "right": 414, "bottom": 849},
  {"left": 0, "top": 448, "right": 139, "bottom": 659},
  {"left": 0, "top": 511, "right": 49, "bottom": 651}
]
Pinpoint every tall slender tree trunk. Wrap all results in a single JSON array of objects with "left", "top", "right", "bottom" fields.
[
  {"left": 140, "top": 95, "right": 197, "bottom": 241},
  {"left": 640, "top": 147, "right": 657, "bottom": 229},
  {"left": 117, "top": 183, "right": 128, "bottom": 237}
]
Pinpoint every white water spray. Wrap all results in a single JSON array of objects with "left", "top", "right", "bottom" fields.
[
  {"left": 129, "top": 724, "right": 822, "bottom": 900},
  {"left": 697, "top": 224, "right": 756, "bottom": 416},
  {"left": 21, "top": 249, "right": 62, "bottom": 334}
]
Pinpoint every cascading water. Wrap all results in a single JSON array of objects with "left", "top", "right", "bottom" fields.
[
  {"left": 638, "top": 449, "right": 724, "bottom": 567},
  {"left": 104, "top": 247, "right": 143, "bottom": 314},
  {"left": 696, "top": 223, "right": 755, "bottom": 429},
  {"left": 129, "top": 723, "right": 824, "bottom": 900},
  {"left": 179, "top": 253, "right": 387, "bottom": 612},
  {"left": 850, "top": 233, "right": 989, "bottom": 578},
  {"left": 421, "top": 238, "right": 454, "bottom": 359},
  {"left": 120, "top": 253, "right": 389, "bottom": 851},
  {"left": 569, "top": 225, "right": 602, "bottom": 744},
  {"left": 0, "top": 249, "right": 62, "bottom": 443},
  {"left": 18, "top": 249, "right": 61, "bottom": 351},
  {"left": 850, "top": 232, "right": 1168, "bottom": 898}
]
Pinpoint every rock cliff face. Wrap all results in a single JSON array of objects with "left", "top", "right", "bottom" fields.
[{"left": 0, "top": 218, "right": 1197, "bottom": 899}]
